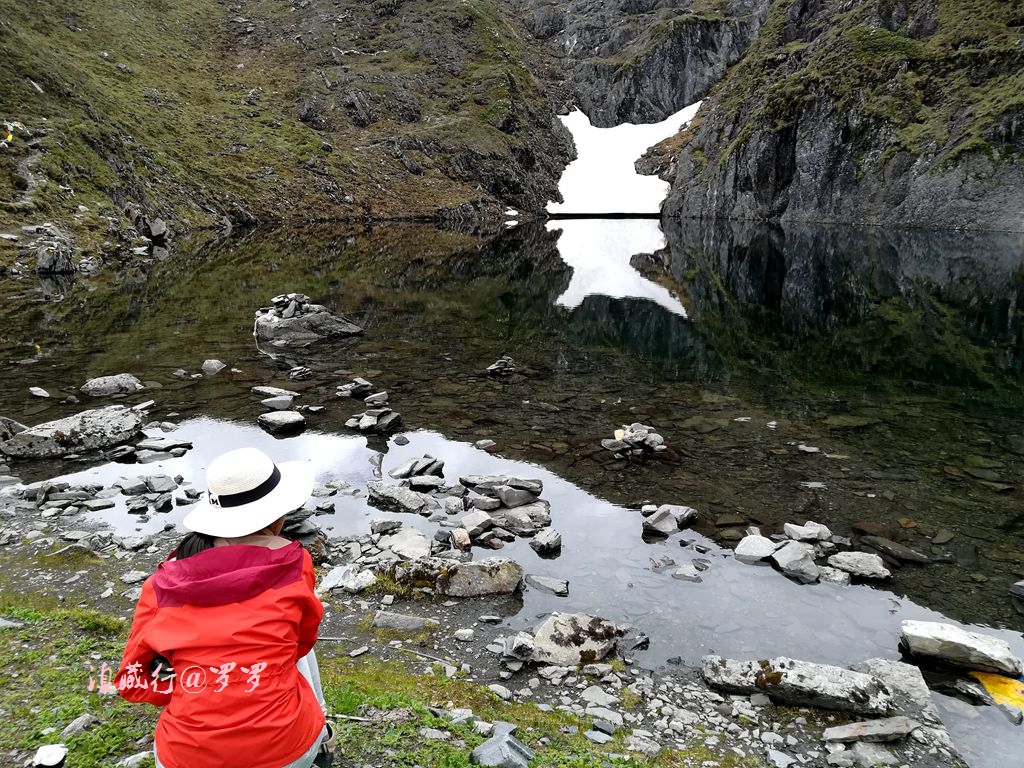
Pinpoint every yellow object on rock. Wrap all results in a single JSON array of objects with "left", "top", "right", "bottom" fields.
[{"left": 969, "top": 671, "right": 1024, "bottom": 710}]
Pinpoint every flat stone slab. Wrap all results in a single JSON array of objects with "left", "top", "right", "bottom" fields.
[
  {"left": 0, "top": 406, "right": 142, "bottom": 458},
  {"left": 823, "top": 716, "right": 922, "bottom": 743},
  {"left": 368, "top": 481, "right": 429, "bottom": 514},
  {"left": 827, "top": 551, "right": 891, "bottom": 579},
  {"left": 372, "top": 610, "right": 438, "bottom": 632},
  {"left": 900, "top": 620, "right": 1023, "bottom": 676},
  {"left": 702, "top": 656, "right": 893, "bottom": 715},
  {"left": 256, "top": 411, "right": 305, "bottom": 435}
]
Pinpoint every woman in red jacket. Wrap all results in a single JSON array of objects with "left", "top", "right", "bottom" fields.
[{"left": 115, "top": 447, "right": 335, "bottom": 768}]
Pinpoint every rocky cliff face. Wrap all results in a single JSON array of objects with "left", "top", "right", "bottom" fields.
[
  {"left": 508, "top": 0, "right": 771, "bottom": 126},
  {"left": 657, "top": 0, "right": 1024, "bottom": 231}
]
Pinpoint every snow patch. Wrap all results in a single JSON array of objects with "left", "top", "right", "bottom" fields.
[{"left": 547, "top": 102, "right": 702, "bottom": 215}]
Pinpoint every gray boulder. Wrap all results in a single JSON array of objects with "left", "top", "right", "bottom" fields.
[
  {"left": 385, "top": 557, "right": 523, "bottom": 597},
  {"left": 461, "top": 475, "right": 543, "bottom": 495},
  {"left": 81, "top": 374, "right": 144, "bottom": 396},
  {"left": 36, "top": 242, "right": 75, "bottom": 273},
  {"left": 702, "top": 656, "right": 893, "bottom": 715},
  {"left": 317, "top": 564, "right": 377, "bottom": 594},
  {"left": 900, "top": 620, "right": 1023, "bottom": 676},
  {"left": 0, "top": 406, "right": 142, "bottom": 458},
  {"left": 446, "top": 558, "right": 523, "bottom": 597},
  {"left": 784, "top": 521, "right": 832, "bottom": 541},
  {"left": 532, "top": 612, "right": 617, "bottom": 666},
  {"left": 771, "top": 541, "right": 820, "bottom": 583},
  {"left": 369, "top": 481, "right": 429, "bottom": 514}
]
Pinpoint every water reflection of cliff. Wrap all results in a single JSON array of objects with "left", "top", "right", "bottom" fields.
[{"left": 661, "top": 219, "right": 1024, "bottom": 389}]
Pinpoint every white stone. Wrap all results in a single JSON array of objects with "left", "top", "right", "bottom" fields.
[
  {"left": 900, "top": 620, "right": 1023, "bottom": 676},
  {"left": 734, "top": 535, "right": 779, "bottom": 564},
  {"left": 827, "top": 552, "right": 891, "bottom": 579}
]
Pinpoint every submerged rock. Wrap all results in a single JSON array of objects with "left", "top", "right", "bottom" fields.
[
  {"left": 254, "top": 293, "right": 363, "bottom": 347},
  {"left": 701, "top": 656, "right": 893, "bottom": 715},
  {"left": 900, "top": 620, "right": 1023, "bottom": 676},
  {"left": 531, "top": 612, "right": 617, "bottom": 666},
  {"left": 0, "top": 406, "right": 143, "bottom": 458},
  {"left": 80, "top": 374, "right": 144, "bottom": 396}
]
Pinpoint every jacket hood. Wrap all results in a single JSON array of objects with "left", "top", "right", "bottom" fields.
[{"left": 151, "top": 541, "right": 307, "bottom": 608}]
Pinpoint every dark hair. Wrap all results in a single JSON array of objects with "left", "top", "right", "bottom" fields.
[{"left": 174, "top": 532, "right": 217, "bottom": 559}]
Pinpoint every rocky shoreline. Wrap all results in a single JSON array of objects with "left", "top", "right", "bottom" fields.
[{"left": 2, "top": 342, "right": 1021, "bottom": 766}]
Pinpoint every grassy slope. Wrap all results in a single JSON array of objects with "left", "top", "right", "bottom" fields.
[
  {"left": 0, "top": 0, "right": 558, "bottom": 234},
  {"left": 650, "top": 0, "right": 1024, "bottom": 176},
  {"left": 0, "top": 598, "right": 764, "bottom": 768}
]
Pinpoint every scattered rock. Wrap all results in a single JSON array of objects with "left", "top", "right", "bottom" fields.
[
  {"left": 784, "top": 521, "right": 832, "bottom": 542},
  {"left": 317, "top": 564, "right": 377, "bottom": 594},
  {"left": 532, "top": 612, "right": 617, "bottom": 666},
  {"left": 900, "top": 620, "right": 1023, "bottom": 676},
  {"left": 261, "top": 395, "right": 294, "bottom": 410},
  {"left": 80, "top": 374, "right": 144, "bottom": 396},
  {"left": 29, "top": 387, "right": 50, "bottom": 398},
  {"left": 61, "top": 713, "right": 99, "bottom": 736},
  {"left": 368, "top": 481, "right": 429, "bottom": 514},
  {"left": 601, "top": 422, "right": 668, "bottom": 458},
  {"left": 702, "top": 656, "right": 893, "bottom": 714},
  {"left": 859, "top": 535, "right": 931, "bottom": 564},
  {"left": 380, "top": 527, "right": 432, "bottom": 560}
]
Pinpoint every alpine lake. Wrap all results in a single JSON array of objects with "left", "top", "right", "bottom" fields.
[{"left": 2, "top": 218, "right": 1023, "bottom": 767}]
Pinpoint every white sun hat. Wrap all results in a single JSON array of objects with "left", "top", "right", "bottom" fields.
[{"left": 182, "top": 447, "right": 314, "bottom": 538}]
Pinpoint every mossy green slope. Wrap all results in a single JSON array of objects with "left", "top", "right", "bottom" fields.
[{"left": 0, "top": 0, "right": 567, "bottom": 233}]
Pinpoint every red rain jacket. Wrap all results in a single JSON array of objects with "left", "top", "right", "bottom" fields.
[{"left": 115, "top": 542, "right": 325, "bottom": 768}]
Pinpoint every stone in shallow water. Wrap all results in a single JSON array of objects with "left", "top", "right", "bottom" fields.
[
  {"left": 859, "top": 535, "right": 931, "bottom": 564},
  {"left": 784, "top": 520, "right": 832, "bottom": 541},
  {"left": 525, "top": 574, "right": 569, "bottom": 596},
  {"left": 671, "top": 563, "right": 703, "bottom": 582},
  {"left": 257, "top": 411, "right": 305, "bottom": 435},
  {"left": 642, "top": 508, "right": 678, "bottom": 537},
  {"left": 368, "top": 481, "right": 428, "bottom": 514},
  {"left": 827, "top": 551, "right": 891, "bottom": 579},
  {"left": 81, "top": 374, "right": 144, "bottom": 396},
  {"left": 900, "top": 620, "right": 1023, "bottom": 676},
  {"left": 530, "top": 527, "right": 561, "bottom": 555},
  {"left": 380, "top": 528, "right": 432, "bottom": 560},
  {"left": 261, "top": 395, "right": 294, "bottom": 411},
  {"left": 701, "top": 656, "right": 893, "bottom": 714}
]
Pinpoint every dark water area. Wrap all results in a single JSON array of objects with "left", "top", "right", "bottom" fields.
[{"left": 1, "top": 218, "right": 1023, "bottom": 765}]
